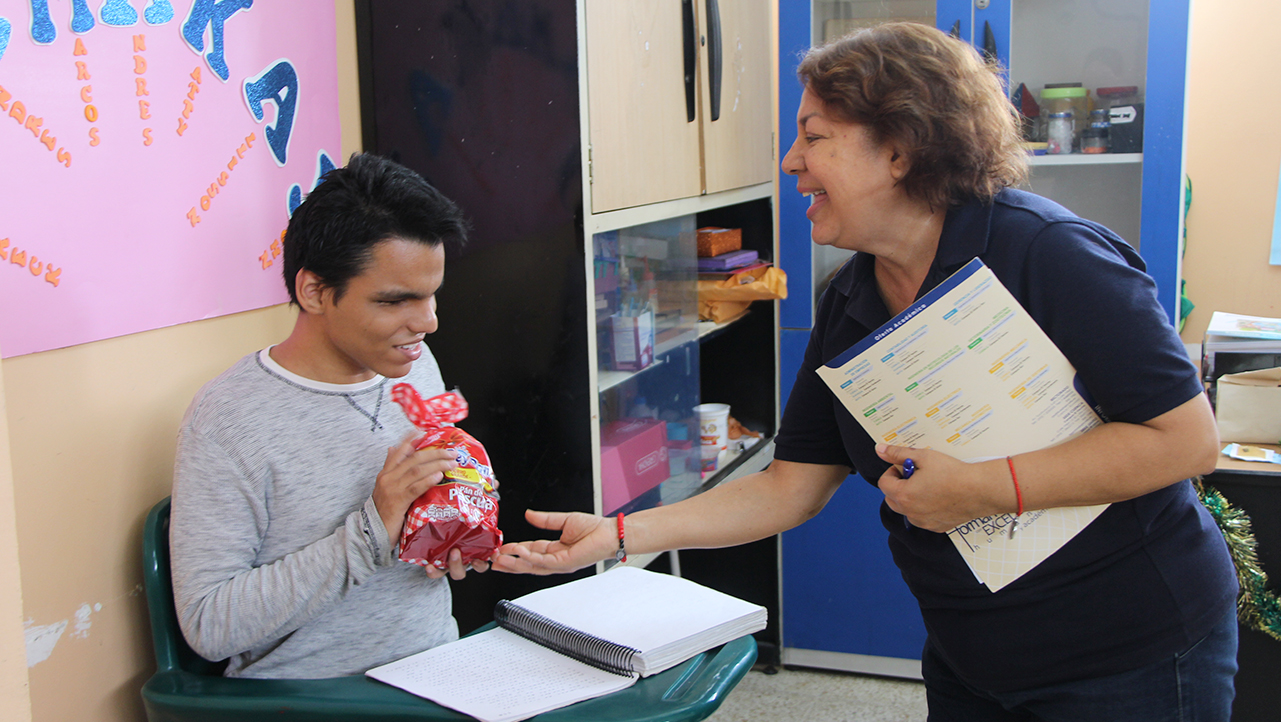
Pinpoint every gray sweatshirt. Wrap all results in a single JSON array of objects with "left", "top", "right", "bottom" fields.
[{"left": 170, "top": 349, "right": 458, "bottom": 678}]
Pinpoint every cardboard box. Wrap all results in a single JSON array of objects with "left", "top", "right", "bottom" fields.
[
  {"left": 600, "top": 418, "right": 669, "bottom": 514},
  {"left": 1216, "top": 367, "right": 1281, "bottom": 444},
  {"left": 609, "top": 309, "right": 654, "bottom": 371},
  {"left": 696, "top": 227, "right": 742, "bottom": 258}
]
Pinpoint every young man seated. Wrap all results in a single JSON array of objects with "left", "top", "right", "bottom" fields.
[{"left": 169, "top": 153, "right": 483, "bottom": 678}]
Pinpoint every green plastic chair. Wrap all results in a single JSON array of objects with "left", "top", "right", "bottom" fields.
[{"left": 141, "top": 496, "right": 757, "bottom": 721}]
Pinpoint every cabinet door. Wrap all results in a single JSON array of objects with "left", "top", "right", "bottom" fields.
[
  {"left": 698, "top": 0, "right": 774, "bottom": 195},
  {"left": 586, "top": 0, "right": 703, "bottom": 213}
]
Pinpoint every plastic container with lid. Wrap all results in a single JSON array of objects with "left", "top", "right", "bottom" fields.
[
  {"left": 1097, "top": 86, "right": 1144, "bottom": 153},
  {"left": 1096, "top": 86, "right": 1141, "bottom": 109},
  {"left": 1041, "top": 85, "right": 1091, "bottom": 150}
]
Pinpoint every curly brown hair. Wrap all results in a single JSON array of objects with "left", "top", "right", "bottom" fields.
[{"left": 796, "top": 22, "right": 1027, "bottom": 209}]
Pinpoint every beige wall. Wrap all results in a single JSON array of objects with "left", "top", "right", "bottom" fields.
[
  {"left": 0, "top": 350, "right": 33, "bottom": 721},
  {"left": 0, "top": 3, "right": 360, "bottom": 720},
  {"left": 1181, "top": 0, "right": 1281, "bottom": 341},
  {"left": 1, "top": 2, "right": 1273, "bottom": 720}
]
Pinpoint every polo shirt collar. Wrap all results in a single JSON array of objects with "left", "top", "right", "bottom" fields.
[{"left": 829, "top": 195, "right": 997, "bottom": 330}]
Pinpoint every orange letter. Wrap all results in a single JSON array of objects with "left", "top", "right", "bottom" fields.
[
  {"left": 227, "top": 154, "right": 239, "bottom": 171},
  {"left": 200, "top": 195, "right": 211, "bottom": 211},
  {"left": 270, "top": 237, "right": 282, "bottom": 258},
  {"left": 217, "top": 172, "right": 228, "bottom": 187},
  {"left": 40, "top": 129, "right": 56, "bottom": 150},
  {"left": 260, "top": 250, "right": 273, "bottom": 269},
  {"left": 206, "top": 183, "right": 220, "bottom": 198},
  {"left": 57, "top": 148, "right": 71, "bottom": 167},
  {"left": 142, "top": 127, "right": 153, "bottom": 146},
  {"left": 176, "top": 117, "right": 187, "bottom": 136},
  {"left": 88, "top": 127, "right": 99, "bottom": 146},
  {"left": 135, "top": 78, "right": 149, "bottom": 96},
  {"left": 182, "top": 99, "right": 193, "bottom": 118},
  {"left": 190, "top": 66, "right": 202, "bottom": 83},
  {"left": 24, "top": 114, "right": 43, "bottom": 136},
  {"left": 0, "top": 86, "right": 10, "bottom": 111},
  {"left": 133, "top": 55, "right": 147, "bottom": 75},
  {"left": 73, "top": 38, "right": 87, "bottom": 56},
  {"left": 10, "top": 249, "right": 26, "bottom": 267},
  {"left": 132, "top": 34, "right": 146, "bottom": 52},
  {"left": 84, "top": 105, "right": 98, "bottom": 123},
  {"left": 80, "top": 85, "right": 93, "bottom": 103},
  {"left": 29, "top": 257, "right": 43, "bottom": 275},
  {"left": 138, "top": 100, "right": 150, "bottom": 119},
  {"left": 9, "top": 101, "right": 26, "bottom": 123},
  {"left": 245, "top": 132, "right": 256, "bottom": 147},
  {"left": 0, "top": 238, "right": 8, "bottom": 260},
  {"left": 186, "top": 81, "right": 200, "bottom": 99},
  {"left": 75, "top": 61, "right": 91, "bottom": 80},
  {"left": 44, "top": 265, "right": 62, "bottom": 287}
]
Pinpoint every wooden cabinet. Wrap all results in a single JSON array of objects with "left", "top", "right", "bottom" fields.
[
  {"left": 358, "top": 0, "right": 781, "bottom": 663},
  {"left": 586, "top": 0, "right": 774, "bottom": 213}
]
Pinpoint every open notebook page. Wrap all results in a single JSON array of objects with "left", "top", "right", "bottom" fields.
[{"left": 367, "top": 627, "right": 636, "bottom": 722}]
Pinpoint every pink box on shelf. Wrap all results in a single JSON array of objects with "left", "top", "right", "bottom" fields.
[{"left": 600, "top": 418, "right": 669, "bottom": 514}]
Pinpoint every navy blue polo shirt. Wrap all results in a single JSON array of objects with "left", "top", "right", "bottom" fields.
[{"left": 776, "top": 188, "right": 1237, "bottom": 691}]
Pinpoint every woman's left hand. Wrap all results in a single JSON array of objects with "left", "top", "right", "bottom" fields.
[{"left": 874, "top": 444, "right": 1006, "bottom": 532}]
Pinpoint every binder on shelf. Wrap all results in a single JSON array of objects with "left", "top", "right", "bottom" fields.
[{"left": 366, "top": 567, "right": 766, "bottom": 722}]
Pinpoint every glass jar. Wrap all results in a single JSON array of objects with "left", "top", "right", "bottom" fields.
[
  {"left": 1046, "top": 111, "right": 1073, "bottom": 155},
  {"left": 1081, "top": 127, "right": 1108, "bottom": 154}
]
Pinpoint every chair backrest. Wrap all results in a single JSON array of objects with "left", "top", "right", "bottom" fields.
[{"left": 141, "top": 496, "right": 225, "bottom": 677}]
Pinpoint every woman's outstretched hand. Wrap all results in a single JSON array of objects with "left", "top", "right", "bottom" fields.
[{"left": 493, "top": 509, "right": 619, "bottom": 575}]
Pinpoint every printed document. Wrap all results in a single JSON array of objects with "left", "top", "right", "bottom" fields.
[{"left": 816, "top": 259, "right": 1108, "bottom": 591}]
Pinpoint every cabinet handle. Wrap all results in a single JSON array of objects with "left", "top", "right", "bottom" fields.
[
  {"left": 682, "top": 0, "right": 696, "bottom": 122},
  {"left": 706, "top": 0, "right": 722, "bottom": 121}
]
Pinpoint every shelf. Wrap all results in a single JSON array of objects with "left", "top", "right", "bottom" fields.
[
  {"left": 697, "top": 309, "right": 752, "bottom": 342},
  {"left": 1027, "top": 152, "right": 1143, "bottom": 166},
  {"left": 606, "top": 435, "right": 774, "bottom": 515},
  {"left": 596, "top": 326, "right": 698, "bottom": 393},
  {"left": 585, "top": 182, "right": 775, "bottom": 235}
]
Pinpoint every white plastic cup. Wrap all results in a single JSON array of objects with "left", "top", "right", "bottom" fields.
[{"left": 694, "top": 403, "right": 730, "bottom": 472}]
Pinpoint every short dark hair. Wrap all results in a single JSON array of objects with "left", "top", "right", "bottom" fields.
[
  {"left": 797, "top": 22, "right": 1027, "bottom": 208},
  {"left": 281, "top": 153, "right": 468, "bottom": 305}
]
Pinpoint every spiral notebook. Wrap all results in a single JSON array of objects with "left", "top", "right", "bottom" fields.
[{"left": 366, "top": 566, "right": 766, "bottom": 722}]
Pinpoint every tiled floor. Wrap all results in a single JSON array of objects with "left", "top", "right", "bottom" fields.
[{"left": 706, "top": 666, "right": 928, "bottom": 722}]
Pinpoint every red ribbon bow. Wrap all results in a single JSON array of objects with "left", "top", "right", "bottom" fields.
[{"left": 391, "top": 383, "right": 469, "bottom": 429}]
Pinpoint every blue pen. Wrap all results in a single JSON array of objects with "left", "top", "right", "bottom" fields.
[{"left": 899, "top": 458, "right": 916, "bottom": 529}]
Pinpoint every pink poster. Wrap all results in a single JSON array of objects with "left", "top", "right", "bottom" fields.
[{"left": 0, "top": 0, "right": 340, "bottom": 358}]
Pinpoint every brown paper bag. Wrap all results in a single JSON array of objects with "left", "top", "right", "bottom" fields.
[
  {"left": 697, "top": 266, "right": 787, "bottom": 322},
  {"left": 1216, "top": 366, "right": 1281, "bottom": 443},
  {"left": 697, "top": 266, "right": 788, "bottom": 302}
]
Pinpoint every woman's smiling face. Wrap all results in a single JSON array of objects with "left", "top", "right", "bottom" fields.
[{"left": 781, "top": 87, "right": 907, "bottom": 251}]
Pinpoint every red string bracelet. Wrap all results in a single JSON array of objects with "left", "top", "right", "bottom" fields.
[
  {"left": 615, "top": 513, "right": 627, "bottom": 563},
  {"left": 1007, "top": 456, "right": 1024, "bottom": 516},
  {"left": 1007, "top": 456, "right": 1023, "bottom": 539}
]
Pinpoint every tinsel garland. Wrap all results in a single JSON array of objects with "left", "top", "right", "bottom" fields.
[{"left": 1196, "top": 478, "right": 1281, "bottom": 641}]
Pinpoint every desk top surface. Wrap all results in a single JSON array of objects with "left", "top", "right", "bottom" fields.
[{"left": 1214, "top": 443, "right": 1281, "bottom": 476}]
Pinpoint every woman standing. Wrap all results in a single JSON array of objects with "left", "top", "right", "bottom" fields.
[{"left": 497, "top": 22, "right": 1238, "bottom": 720}]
